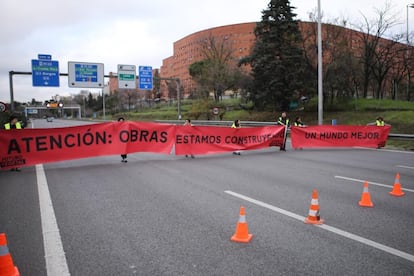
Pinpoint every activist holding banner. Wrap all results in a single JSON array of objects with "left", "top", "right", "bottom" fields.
[
  {"left": 277, "top": 111, "right": 290, "bottom": 151},
  {"left": 3, "top": 114, "right": 22, "bottom": 130},
  {"left": 118, "top": 117, "right": 128, "bottom": 163},
  {"left": 3, "top": 114, "right": 23, "bottom": 171},
  {"left": 294, "top": 117, "right": 305, "bottom": 127},
  {"left": 367, "top": 116, "right": 390, "bottom": 127},
  {"left": 231, "top": 119, "right": 242, "bottom": 155},
  {"left": 183, "top": 119, "right": 195, "bottom": 158}
]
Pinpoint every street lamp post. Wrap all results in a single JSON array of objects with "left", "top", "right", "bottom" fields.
[
  {"left": 407, "top": 4, "right": 414, "bottom": 100},
  {"left": 317, "top": 0, "right": 323, "bottom": 125}
]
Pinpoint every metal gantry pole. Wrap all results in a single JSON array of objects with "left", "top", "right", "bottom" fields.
[
  {"left": 102, "top": 89, "right": 106, "bottom": 121},
  {"left": 9, "top": 71, "right": 15, "bottom": 112}
]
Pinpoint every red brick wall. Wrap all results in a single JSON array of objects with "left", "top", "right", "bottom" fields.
[
  {"left": 160, "top": 22, "right": 256, "bottom": 99},
  {"left": 108, "top": 21, "right": 409, "bottom": 100}
]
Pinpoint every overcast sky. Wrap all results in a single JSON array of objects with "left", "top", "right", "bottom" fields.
[{"left": 0, "top": 0, "right": 412, "bottom": 103}]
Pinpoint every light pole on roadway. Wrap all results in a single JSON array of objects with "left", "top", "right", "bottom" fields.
[
  {"left": 317, "top": 0, "right": 323, "bottom": 125},
  {"left": 407, "top": 4, "right": 414, "bottom": 100}
]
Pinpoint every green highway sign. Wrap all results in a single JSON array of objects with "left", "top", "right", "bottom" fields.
[{"left": 119, "top": 73, "right": 135, "bottom": 81}]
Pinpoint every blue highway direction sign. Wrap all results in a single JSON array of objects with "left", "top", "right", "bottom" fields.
[
  {"left": 139, "top": 66, "right": 153, "bottom": 90},
  {"left": 31, "top": 59, "right": 60, "bottom": 87}
]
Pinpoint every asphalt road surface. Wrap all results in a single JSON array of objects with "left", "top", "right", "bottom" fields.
[{"left": 1, "top": 119, "right": 413, "bottom": 276}]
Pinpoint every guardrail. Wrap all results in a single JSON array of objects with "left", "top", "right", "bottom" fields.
[{"left": 155, "top": 120, "right": 414, "bottom": 141}]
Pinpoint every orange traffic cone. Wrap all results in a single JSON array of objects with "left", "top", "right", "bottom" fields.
[
  {"left": 304, "top": 190, "right": 324, "bottom": 225},
  {"left": 359, "top": 181, "right": 373, "bottom": 207},
  {"left": 0, "top": 233, "right": 20, "bottom": 276},
  {"left": 230, "top": 206, "right": 253, "bottom": 243},
  {"left": 389, "top": 173, "right": 405, "bottom": 197}
]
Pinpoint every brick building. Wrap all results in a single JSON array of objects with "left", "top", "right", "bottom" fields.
[
  {"left": 106, "top": 21, "right": 410, "bottom": 100},
  {"left": 160, "top": 22, "right": 256, "bottom": 99}
]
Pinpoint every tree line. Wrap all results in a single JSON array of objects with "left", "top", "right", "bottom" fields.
[{"left": 188, "top": 0, "right": 413, "bottom": 111}]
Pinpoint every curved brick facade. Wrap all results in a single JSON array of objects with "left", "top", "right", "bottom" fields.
[
  {"left": 160, "top": 22, "right": 256, "bottom": 98},
  {"left": 108, "top": 21, "right": 408, "bottom": 99}
]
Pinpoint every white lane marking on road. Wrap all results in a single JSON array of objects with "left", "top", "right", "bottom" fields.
[
  {"left": 396, "top": 165, "right": 414, "bottom": 170},
  {"left": 335, "top": 175, "right": 414, "bottom": 193},
  {"left": 354, "top": 147, "right": 414, "bottom": 154},
  {"left": 225, "top": 190, "right": 414, "bottom": 263},
  {"left": 36, "top": 164, "right": 71, "bottom": 276}
]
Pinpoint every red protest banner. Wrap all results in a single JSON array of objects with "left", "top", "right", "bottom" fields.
[
  {"left": 0, "top": 121, "right": 176, "bottom": 169},
  {"left": 175, "top": 125, "right": 285, "bottom": 155},
  {"left": 291, "top": 125, "right": 391, "bottom": 149}
]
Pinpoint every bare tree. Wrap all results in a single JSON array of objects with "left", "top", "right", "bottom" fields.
[
  {"left": 301, "top": 15, "right": 362, "bottom": 104},
  {"left": 190, "top": 35, "right": 242, "bottom": 102},
  {"left": 353, "top": 2, "right": 400, "bottom": 98},
  {"left": 118, "top": 90, "right": 139, "bottom": 111}
]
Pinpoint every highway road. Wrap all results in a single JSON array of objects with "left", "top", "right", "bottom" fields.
[{"left": 1, "top": 119, "right": 414, "bottom": 276}]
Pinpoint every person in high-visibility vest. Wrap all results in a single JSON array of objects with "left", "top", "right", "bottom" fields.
[
  {"left": 3, "top": 115, "right": 22, "bottom": 130},
  {"left": 118, "top": 117, "right": 128, "bottom": 163},
  {"left": 293, "top": 116, "right": 305, "bottom": 127},
  {"left": 367, "top": 116, "right": 388, "bottom": 126},
  {"left": 184, "top": 119, "right": 195, "bottom": 158},
  {"left": 366, "top": 116, "right": 389, "bottom": 149},
  {"left": 277, "top": 111, "right": 290, "bottom": 127},
  {"left": 277, "top": 112, "right": 289, "bottom": 151},
  {"left": 4, "top": 115, "right": 22, "bottom": 171},
  {"left": 376, "top": 116, "right": 385, "bottom": 126},
  {"left": 231, "top": 119, "right": 241, "bottom": 155}
]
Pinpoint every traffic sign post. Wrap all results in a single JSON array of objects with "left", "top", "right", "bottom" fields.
[
  {"left": 139, "top": 66, "right": 153, "bottom": 90},
  {"left": 0, "top": 101, "right": 7, "bottom": 112},
  {"left": 118, "top": 64, "right": 136, "bottom": 89},
  {"left": 32, "top": 54, "right": 60, "bottom": 87}
]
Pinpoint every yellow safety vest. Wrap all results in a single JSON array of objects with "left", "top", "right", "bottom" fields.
[
  {"left": 4, "top": 122, "right": 22, "bottom": 130},
  {"left": 376, "top": 120, "right": 385, "bottom": 126},
  {"left": 278, "top": 117, "right": 289, "bottom": 126}
]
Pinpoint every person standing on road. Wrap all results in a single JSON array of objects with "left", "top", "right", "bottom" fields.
[
  {"left": 294, "top": 116, "right": 305, "bottom": 127},
  {"left": 118, "top": 117, "right": 128, "bottom": 163},
  {"left": 376, "top": 116, "right": 386, "bottom": 126},
  {"left": 367, "top": 116, "right": 389, "bottom": 126},
  {"left": 4, "top": 114, "right": 22, "bottom": 171},
  {"left": 277, "top": 112, "right": 290, "bottom": 151},
  {"left": 184, "top": 119, "right": 195, "bottom": 158},
  {"left": 277, "top": 111, "right": 290, "bottom": 127},
  {"left": 231, "top": 119, "right": 242, "bottom": 155},
  {"left": 4, "top": 114, "right": 22, "bottom": 130},
  {"left": 367, "top": 116, "right": 389, "bottom": 149}
]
